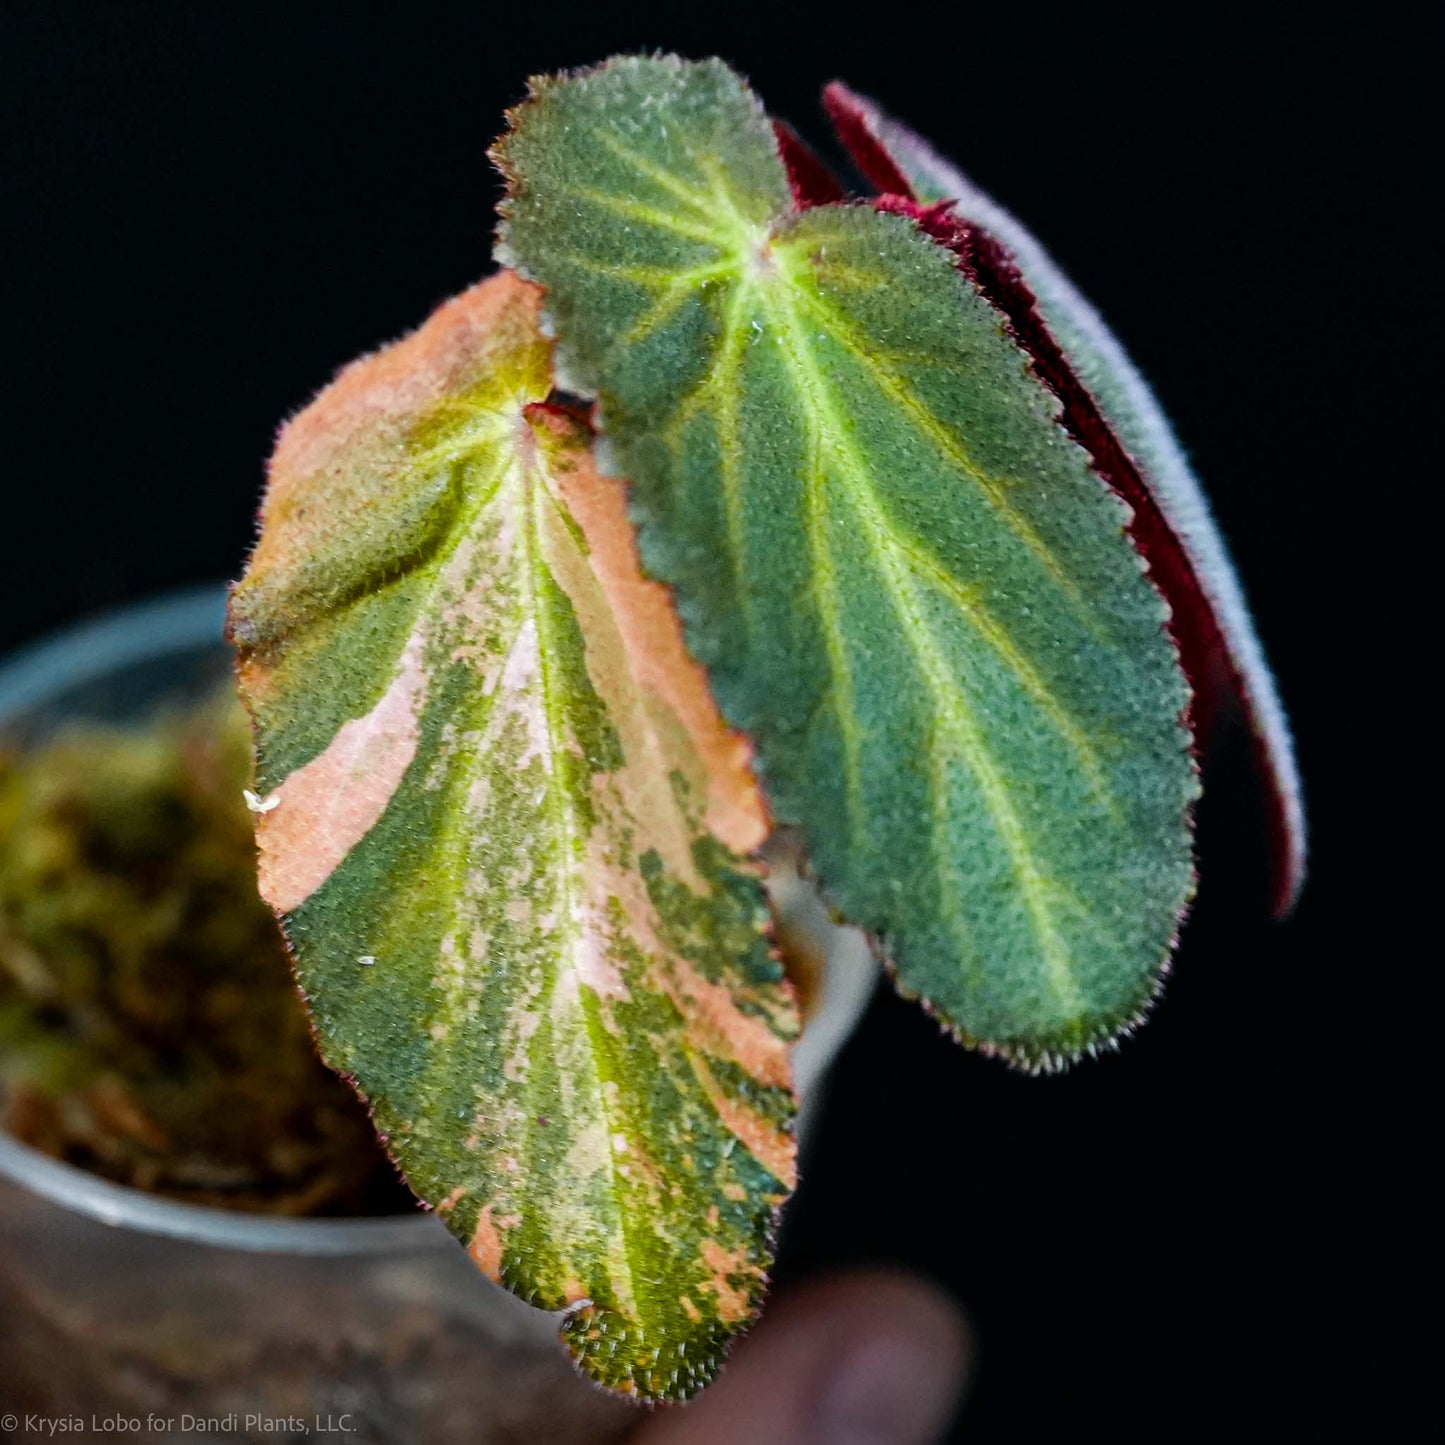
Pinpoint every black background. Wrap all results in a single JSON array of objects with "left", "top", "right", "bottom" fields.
[{"left": 2, "top": 5, "right": 1419, "bottom": 1439}]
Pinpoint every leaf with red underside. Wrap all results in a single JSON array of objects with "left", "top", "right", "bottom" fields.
[{"left": 826, "top": 81, "right": 1306, "bottom": 915}]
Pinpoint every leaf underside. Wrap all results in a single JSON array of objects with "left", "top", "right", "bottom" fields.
[
  {"left": 823, "top": 81, "right": 1305, "bottom": 916},
  {"left": 229, "top": 272, "right": 800, "bottom": 1400},
  {"left": 495, "top": 56, "right": 1200, "bottom": 1068}
]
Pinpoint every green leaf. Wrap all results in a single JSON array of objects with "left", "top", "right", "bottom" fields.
[
  {"left": 229, "top": 272, "right": 799, "bottom": 1399},
  {"left": 823, "top": 81, "right": 1305, "bottom": 916},
  {"left": 494, "top": 56, "right": 1199, "bottom": 1067}
]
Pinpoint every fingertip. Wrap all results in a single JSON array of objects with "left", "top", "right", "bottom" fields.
[
  {"left": 802, "top": 1269, "right": 970, "bottom": 1444},
  {"left": 633, "top": 1268, "right": 969, "bottom": 1445}
]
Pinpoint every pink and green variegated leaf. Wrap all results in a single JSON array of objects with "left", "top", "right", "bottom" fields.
[
  {"left": 493, "top": 56, "right": 1199, "bottom": 1070},
  {"left": 824, "top": 83, "right": 1306, "bottom": 915},
  {"left": 227, "top": 272, "right": 800, "bottom": 1401}
]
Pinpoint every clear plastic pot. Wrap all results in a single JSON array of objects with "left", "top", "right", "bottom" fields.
[{"left": 0, "top": 587, "right": 878, "bottom": 1444}]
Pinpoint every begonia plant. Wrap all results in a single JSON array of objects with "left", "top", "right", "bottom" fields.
[{"left": 228, "top": 56, "right": 1303, "bottom": 1401}]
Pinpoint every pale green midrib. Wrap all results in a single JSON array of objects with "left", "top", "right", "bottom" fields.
[
  {"left": 796, "top": 366, "right": 868, "bottom": 852},
  {"left": 756, "top": 273, "right": 1086, "bottom": 1019},
  {"left": 519, "top": 453, "right": 647, "bottom": 1324},
  {"left": 774, "top": 247, "right": 1115, "bottom": 788},
  {"left": 855, "top": 487, "right": 1082, "bottom": 1017},
  {"left": 707, "top": 285, "right": 753, "bottom": 597},
  {"left": 871, "top": 519, "right": 1116, "bottom": 809},
  {"left": 642, "top": 242, "right": 1111, "bottom": 809},
  {"left": 792, "top": 283, "right": 1105, "bottom": 636}
]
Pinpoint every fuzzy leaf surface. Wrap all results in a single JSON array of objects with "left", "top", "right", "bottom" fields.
[
  {"left": 228, "top": 272, "right": 799, "bottom": 1399},
  {"left": 495, "top": 57, "right": 1198, "bottom": 1066},
  {"left": 824, "top": 82, "right": 1305, "bottom": 915}
]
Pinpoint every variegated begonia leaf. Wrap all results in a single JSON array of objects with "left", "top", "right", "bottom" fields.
[
  {"left": 823, "top": 82, "right": 1306, "bottom": 914},
  {"left": 228, "top": 272, "right": 800, "bottom": 1400},
  {"left": 494, "top": 56, "right": 1199, "bottom": 1069}
]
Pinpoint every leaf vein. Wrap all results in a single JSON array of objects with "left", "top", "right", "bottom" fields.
[
  {"left": 762, "top": 285, "right": 1084, "bottom": 1010},
  {"left": 590, "top": 129, "right": 719, "bottom": 219},
  {"left": 795, "top": 285, "right": 1098, "bottom": 624},
  {"left": 574, "top": 187, "right": 728, "bottom": 248}
]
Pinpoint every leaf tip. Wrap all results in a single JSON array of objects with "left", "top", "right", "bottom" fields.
[{"left": 820, "top": 79, "right": 913, "bottom": 196}]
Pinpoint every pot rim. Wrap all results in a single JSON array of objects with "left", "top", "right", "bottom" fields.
[{"left": 0, "top": 584, "right": 876, "bottom": 1256}]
